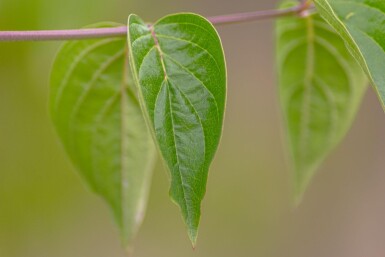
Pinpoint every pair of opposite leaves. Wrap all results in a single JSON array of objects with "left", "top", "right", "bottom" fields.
[
  {"left": 50, "top": 0, "right": 385, "bottom": 248},
  {"left": 50, "top": 13, "right": 226, "bottom": 247}
]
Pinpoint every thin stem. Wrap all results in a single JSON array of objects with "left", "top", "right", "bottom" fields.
[
  {"left": 0, "top": 2, "right": 311, "bottom": 42},
  {"left": 0, "top": 27, "right": 128, "bottom": 42},
  {"left": 301, "top": 0, "right": 313, "bottom": 6},
  {"left": 300, "top": 0, "right": 313, "bottom": 11},
  {"left": 208, "top": 4, "right": 303, "bottom": 25}
]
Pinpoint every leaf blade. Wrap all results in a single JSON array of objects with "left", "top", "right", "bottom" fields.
[
  {"left": 314, "top": 0, "right": 385, "bottom": 109},
  {"left": 50, "top": 22, "right": 156, "bottom": 247},
  {"left": 276, "top": 1, "right": 367, "bottom": 201},
  {"left": 127, "top": 13, "right": 226, "bottom": 245}
]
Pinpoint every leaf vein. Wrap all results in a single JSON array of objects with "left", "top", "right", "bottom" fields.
[
  {"left": 54, "top": 38, "right": 122, "bottom": 111},
  {"left": 162, "top": 52, "right": 219, "bottom": 122},
  {"left": 165, "top": 81, "right": 191, "bottom": 222},
  {"left": 156, "top": 33, "right": 222, "bottom": 76}
]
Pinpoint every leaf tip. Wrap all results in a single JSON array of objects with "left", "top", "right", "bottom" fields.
[
  {"left": 291, "top": 165, "right": 317, "bottom": 206},
  {"left": 292, "top": 188, "right": 305, "bottom": 208},
  {"left": 292, "top": 173, "right": 308, "bottom": 206},
  {"left": 119, "top": 229, "right": 136, "bottom": 255},
  {"left": 188, "top": 226, "right": 198, "bottom": 249},
  {"left": 123, "top": 244, "right": 135, "bottom": 257}
]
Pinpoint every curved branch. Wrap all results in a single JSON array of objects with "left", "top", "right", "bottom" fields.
[{"left": 0, "top": 2, "right": 311, "bottom": 42}]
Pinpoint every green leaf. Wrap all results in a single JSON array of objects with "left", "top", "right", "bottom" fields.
[
  {"left": 127, "top": 13, "right": 226, "bottom": 245},
  {"left": 314, "top": 0, "right": 385, "bottom": 110},
  {"left": 50, "top": 22, "right": 156, "bottom": 247},
  {"left": 276, "top": 1, "right": 367, "bottom": 201}
]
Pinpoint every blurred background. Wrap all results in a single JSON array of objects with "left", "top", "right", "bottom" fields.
[{"left": 1, "top": 0, "right": 385, "bottom": 256}]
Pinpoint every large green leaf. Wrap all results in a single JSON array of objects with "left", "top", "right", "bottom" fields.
[
  {"left": 276, "top": 1, "right": 367, "bottom": 201},
  {"left": 50, "top": 22, "right": 156, "bottom": 247},
  {"left": 127, "top": 13, "right": 226, "bottom": 245},
  {"left": 314, "top": 0, "right": 385, "bottom": 109}
]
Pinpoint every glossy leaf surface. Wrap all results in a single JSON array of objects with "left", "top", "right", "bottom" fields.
[
  {"left": 276, "top": 1, "right": 367, "bottom": 201},
  {"left": 50, "top": 22, "right": 156, "bottom": 247},
  {"left": 127, "top": 13, "right": 226, "bottom": 244},
  {"left": 314, "top": 0, "right": 385, "bottom": 109}
]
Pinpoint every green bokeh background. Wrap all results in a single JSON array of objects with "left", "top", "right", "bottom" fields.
[{"left": 1, "top": 0, "right": 385, "bottom": 256}]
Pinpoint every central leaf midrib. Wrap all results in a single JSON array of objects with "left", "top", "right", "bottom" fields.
[
  {"left": 149, "top": 25, "right": 191, "bottom": 221},
  {"left": 298, "top": 15, "right": 316, "bottom": 174}
]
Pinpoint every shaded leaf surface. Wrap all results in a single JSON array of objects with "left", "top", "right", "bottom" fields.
[
  {"left": 50, "top": 22, "right": 156, "bottom": 246},
  {"left": 127, "top": 13, "right": 226, "bottom": 244},
  {"left": 276, "top": 1, "right": 367, "bottom": 200},
  {"left": 314, "top": 0, "right": 385, "bottom": 109}
]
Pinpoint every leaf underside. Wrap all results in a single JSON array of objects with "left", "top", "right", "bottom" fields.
[
  {"left": 127, "top": 13, "right": 226, "bottom": 245},
  {"left": 314, "top": 0, "right": 385, "bottom": 110},
  {"left": 50, "top": 22, "right": 156, "bottom": 247},
  {"left": 276, "top": 1, "right": 367, "bottom": 201}
]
